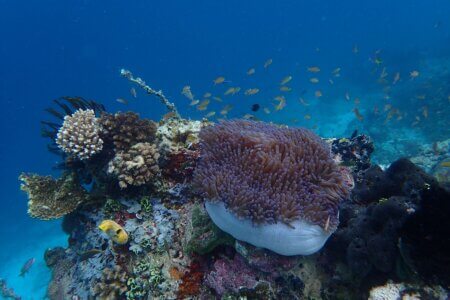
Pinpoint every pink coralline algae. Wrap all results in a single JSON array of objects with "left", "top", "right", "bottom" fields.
[
  {"left": 205, "top": 254, "right": 261, "bottom": 296},
  {"left": 193, "top": 120, "right": 350, "bottom": 230}
]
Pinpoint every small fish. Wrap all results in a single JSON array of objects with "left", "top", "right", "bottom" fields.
[
  {"left": 243, "top": 113, "right": 255, "bottom": 120},
  {"left": 304, "top": 114, "right": 311, "bottom": 120},
  {"left": 332, "top": 67, "right": 341, "bottom": 75},
  {"left": 393, "top": 72, "right": 400, "bottom": 84},
  {"left": 182, "top": 86, "right": 194, "bottom": 100},
  {"left": 307, "top": 66, "right": 320, "bottom": 73},
  {"left": 274, "top": 96, "right": 286, "bottom": 111},
  {"left": 224, "top": 87, "right": 240, "bottom": 96},
  {"left": 422, "top": 106, "right": 428, "bottom": 118},
  {"left": 384, "top": 104, "right": 392, "bottom": 112},
  {"left": 196, "top": 99, "right": 210, "bottom": 111},
  {"left": 189, "top": 99, "right": 200, "bottom": 106},
  {"left": 280, "top": 76, "right": 292, "bottom": 85},
  {"left": 373, "top": 57, "right": 383, "bottom": 65},
  {"left": 213, "top": 76, "right": 226, "bottom": 85},
  {"left": 280, "top": 86, "right": 292, "bottom": 92},
  {"left": 379, "top": 67, "right": 388, "bottom": 79},
  {"left": 352, "top": 108, "right": 364, "bottom": 121},
  {"left": 79, "top": 249, "right": 102, "bottom": 261},
  {"left": 264, "top": 58, "right": 273, "bottom": 68},
  {"left": 203, "top": 92, "right": 212, "bottom": 98},
  {"left": 263, "top": 107, "right": 271, "bottom": 114},
  {"left": 315, "top": 90, "right": 322, "bottom": 98},
  {"left": 162, "top": 112, "right": 178, "bottom": 121},
  {"left": 212, "top": 96, "right": 223, "bottom": 102},
  {"left": 299, "top": 97, "right": 309, "bottom": 106},
  {"left": 116, "top": 98, "right": 128, "bottom": 105},
  {"left": 354, "top": 97, "right": 360, "bottom": 105},
  {"left": 220, "top": 104, "right": 233, "bottom": 115},
  {"left": 247, "top": 68, "right": 255, "bottom": 75},
  {"left": 345, "top": 92, "right": 350, "bottom": 101},
  {"left": 205, "top": 111, "right": 216, "bottom": 118},
  {"left": 309, "top": 78, "right": 319, "bottom": 84},
  {"left": 352, "top": 44, "right": 359, "bottom": 54},
  {"left": 130, "top": 87, "right": 137, "bottom": 98},
  {"left": 19, "top": 258, "right": 35, "bottom": 277},
  {"left": 410, "top": 70, "right": 419, "bottom": 79},
  {"left": 244, "top": 88, "right": 260, "bottom": 95},
  {"left": 251, "top": 104, "right": 260, "bottom": 112}
]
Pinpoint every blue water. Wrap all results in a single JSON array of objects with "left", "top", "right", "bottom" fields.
[{"left": 1, "top": 0, "right": 449, "bottom": 297}]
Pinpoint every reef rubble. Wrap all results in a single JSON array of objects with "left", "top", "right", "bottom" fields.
[{"left": 19, "top": 74, "right": 449, "bottom": 299}]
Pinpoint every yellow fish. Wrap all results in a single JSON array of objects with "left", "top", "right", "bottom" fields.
[
  {"left": 309, "top": 78, "right": 319, "bottom": 84},
  {"left": 247, "top": 68, "right": 255, "bottom": 75},
  {"left": 99, "top": 220, "right": 128, "bottom": 244},
  {"left": 280, "top": 86, "right": 292, "bottom": 92},
  {"left": 440, "top": 161, "right": 450, "bottom": 167},
  {"left": 203, "top": 92, "right": 212, "bottom": 98},
  {"left": 274, "top": 96, "right": 286, "bottom": 111},
  {"left": 280, "top": 76, "right": 292, "bottom": 85},
  {"left": 315, "top": 90, "right": 322, "bottom": 98},
  {"left": 213, "top": 76, "right": 226, "bottom": 85},
  {"left": 244, "top": 88, "right": 260, "bottom": 95},
  {"left": 264, "top": 58, "right": 273, "bottom": 68},
  {"left": 196, "top": 99, "right": 210, "bottom": 111},
  {"left": 212, "top": 96, "right": 223, "bottom": 102},
  {"left": 304, "top": 114, "right": 311, "bottom": 120},
  {"left": 307, "top": 66, "right": 320, "bottom": 73}
]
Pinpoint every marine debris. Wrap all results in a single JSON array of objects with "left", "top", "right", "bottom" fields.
[{"left": 19, "top": 72, "right": 449, "bottom": 299}]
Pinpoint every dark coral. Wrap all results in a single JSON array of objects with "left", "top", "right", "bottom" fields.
[
  {"left": 99, "top": 112, "right": 157, "bottom": 152},
  {"left": 19, "top": 173, "right": 88, "bottom": 220},
  {"left": 193, "top": 120, "right": 350, "bottom": 229},
  {"left": 399, "top": 185, "right": 450, "bottom": 286}
]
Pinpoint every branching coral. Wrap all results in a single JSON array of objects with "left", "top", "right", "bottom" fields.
[
  {"left": 108, "top": 142, "right": 160, "bottom": 189},
  {"left": 100, "top": 112, "right": 157, "bottom": 152},
  {"left": 19, "top": 173, "right": 88, "bottom": 220},
  {"left": 193, "top": 120, "right": 350, "bottom": 229},
  {"left": 56, "top": 109, "right": 104, "bottom": 160}
]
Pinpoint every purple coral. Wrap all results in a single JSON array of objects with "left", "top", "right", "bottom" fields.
[{"left": 193, "top": 120, "right": 350, "bottom": 230}]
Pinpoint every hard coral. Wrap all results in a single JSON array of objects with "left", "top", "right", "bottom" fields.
[
  {"left": 92, "top": 266, "right": 128, "bottom": 300},
  {"left": 108, "top": 142, "right": 160, "bottom": 189},
  {"left": 193, "top": 120, "right": 350, "bottom": 229},
  {"left": 19, "top": 173, "right": 88, "bottom": 220},
  {"left": 100, "top": 112, "right": 157, "bottom": 151},
  {"left": 56, "top": 109, "right": 103, "bottom": 160}
]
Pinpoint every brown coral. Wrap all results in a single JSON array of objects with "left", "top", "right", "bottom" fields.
[
  {"left": 193, "top": 120, "right": 350, "bottom": 230},
  {"left": 91, "top": 265, "right": 128, "bottom": 300},
  {"left": 56, "top": 109, "right": 103, "bottom": 160},
  {"left": 107, "top": 142, "right": 160, "bottom": 189},
  {"left": 100, "top": 112, "right": 157, "bottom": 151},
  {"left": 19, "top": 173, "right": 88, "bottom": 220}
]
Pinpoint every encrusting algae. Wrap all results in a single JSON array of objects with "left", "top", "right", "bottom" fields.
[{"left": 98, "top": 220, "right": 129, "bottom": 244}]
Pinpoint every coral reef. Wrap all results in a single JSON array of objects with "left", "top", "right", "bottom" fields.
[
  {"left": 194, "top": 120, "right": 351, "bottom": 229},
  {"left": 99, "top": 111, "right": 157, "bottom": 152},
  {"left": 0, "top": 278, "right": 21, "bottom": 300},
  {"left": 19, "top": 173, "right": 88, "bottom": 220},
  {"left": 107, "top": 142, "right": 160, "bottom": 189},
  {"left": 92, "top": 266, "right": 128, "bottom": 299},
  {"left": 56, "top": 109, "right": 104, "bottom": 160}
]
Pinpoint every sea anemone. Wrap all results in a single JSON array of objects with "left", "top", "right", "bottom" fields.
[{"left": 193, "top": 120, "right": 350, "bottom": 255}]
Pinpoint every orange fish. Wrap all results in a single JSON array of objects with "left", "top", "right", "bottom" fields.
[
  {"left": 307, "top": 66, "right": 320, "bottom": 73},
  {"left": 315, "top": 90, "right": 322, "bottom": 98}
]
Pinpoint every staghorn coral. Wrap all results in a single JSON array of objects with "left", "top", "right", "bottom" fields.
[
  {"left": 193, "top": 120, "right": 350, "bottom": 229},
  {"left": 108, "top": 142, "right": 160, "bottom": 189},
  {"left": 19, "top": 173, "right": 88, "bottom": 220},
  {"left": 100, "top": 112, "right": 157, "bottom": 151},
  {"left": 56, "top": 109, "right": 103, "bottom": 160}
]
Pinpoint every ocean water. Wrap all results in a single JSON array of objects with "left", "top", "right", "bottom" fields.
[{"left": 0, "top": 0, "right": 449, "bottom": 298}]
